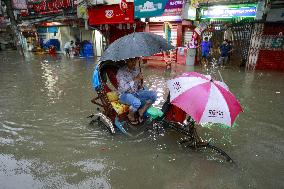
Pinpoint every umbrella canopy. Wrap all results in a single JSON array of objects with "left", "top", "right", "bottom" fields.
[
  {"left": 100, "top": 32, "right": 174, "bottom": 62},
  {"left": 167, "top": 72, "right": 243, "bottom": 127}
]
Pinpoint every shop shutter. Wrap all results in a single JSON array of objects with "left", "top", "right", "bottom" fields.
[
  {"left": 149, "top": 23, "right": 164, "bottom": 38},
  {"left": 170, "top": 24, "right": 178, "bottom": 47},
  {"left": 256, "top": 23, "right": 284, "bottom": 71}
]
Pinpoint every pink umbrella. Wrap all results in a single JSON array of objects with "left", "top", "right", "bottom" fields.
[{"left": 167, "top": 72, "right": 243, "bottom": 127}]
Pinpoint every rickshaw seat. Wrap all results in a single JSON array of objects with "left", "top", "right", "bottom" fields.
[
  {"left": 105, "top": 67, "right": 119, "bottom": 89},
  {"left": 102, "top": 63, "right": 129, "bottom": 115},
  {"left": 106, "top": 91, "right": 129, "bottom": 115}
]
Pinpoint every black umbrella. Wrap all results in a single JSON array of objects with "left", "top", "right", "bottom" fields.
[{"left": 100, "top": 32, "right": 175, "bottom": 62}]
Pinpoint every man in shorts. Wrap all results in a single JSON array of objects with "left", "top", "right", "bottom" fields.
[
  {"left": 200, "top": 37, "right": 212, "bottom": 65},
  {"left": 64, "top": 41, "right": 74, "bottom": 57}
]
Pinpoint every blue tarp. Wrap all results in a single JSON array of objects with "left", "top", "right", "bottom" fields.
[
  {"left": 43, "top": 39, "right": 61, "bottom": 51},
  {"left": 81, "top": 41, "right": 94, "bottom": 57},
  {"left": 47, "top": 27, "right": 58, "bottom": 33},
  {"left": 92, "top": 64, "right": 101, "bottom": 90}
]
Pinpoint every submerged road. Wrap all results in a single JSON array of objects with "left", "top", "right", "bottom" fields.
[{"left": 0, "top": 51, "right": 283, "bottom": 189}]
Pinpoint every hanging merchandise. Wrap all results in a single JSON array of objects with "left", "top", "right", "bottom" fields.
[
  {"left": 191, "top": 0, "right": 199, "bottom": 8},
  {"left": 194, "top": 21, "right": 210, "bottom": 36},
  {"left": 164, "top": 22, "right": 172, "bottom": 45}
]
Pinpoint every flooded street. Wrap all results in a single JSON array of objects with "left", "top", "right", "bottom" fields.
[{"left": 0, "top": 51, "right": 283, "bottom": 189}]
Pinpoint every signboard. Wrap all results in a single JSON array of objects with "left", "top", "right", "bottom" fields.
[
  {"left": 12, "top": 0, "right": 28, "bottom": 9},
  {"left": 266, "top": 8, "right": 284, "bottom": 22},
  {"left": 201, "top": 5, "right": 257, "bottom": 19},
  {"left": 149, "top": 15, "right": 181, "bottom": 22},
  {"left": 88, "top": 2, "right": 134, "bottom": 25},
  {"left": 163, "top": 0, "right": 183, "bottom": 16},
  {"left": 27, "top": 0, "right": 72, "bottom": 15},
  {"left": 134, "top": 0, "right": 166, "bottom": 18}
]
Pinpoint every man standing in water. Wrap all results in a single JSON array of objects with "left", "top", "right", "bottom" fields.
[
  {"left": 200, "top": 37, "right": 212, "bottom": 65},
  {"left": 218, "top": 39, "right": 232, "bottom": 65},
  {"left": 116, "top": 58, "right": 157, "bottom": 125},
  {"left": 64, "top": 40, "right": 74, "bottom": 57}
]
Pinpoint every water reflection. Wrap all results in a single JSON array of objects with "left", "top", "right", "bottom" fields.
[
  {"left": 0, "top": 51, "right": 283, "bottom": 188},
  {"left": 40, "top": 61, "right": 63, "bottom": 103}
]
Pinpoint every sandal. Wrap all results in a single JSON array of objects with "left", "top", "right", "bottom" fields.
[
  {"left": 135, "top": 112, "right": 144, "bottom": 124},
  {"left": 138, "top": 116, "right": 144, "bottom": 124},
  {"left": 127, "top": 116, "right": 139, "bottom": 125}
]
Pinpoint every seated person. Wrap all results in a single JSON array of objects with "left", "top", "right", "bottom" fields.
[{"left": 116, "top": 57, "right": 157, "bottom": 125}]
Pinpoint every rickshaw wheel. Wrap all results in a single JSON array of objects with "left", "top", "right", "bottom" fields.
[
  {"left": 88, "top": 113, "right": 116, "bottom": 134},
  {"left": 160, "top": 119, "right": 234, "bottom": 162}
]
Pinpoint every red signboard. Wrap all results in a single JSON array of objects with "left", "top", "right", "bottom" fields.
[
  {"left": 88, "top": 2, "right": 134, "bottom": 25},
  {"left": 27, "top": 0, "right": 72, "bottom": 15}
]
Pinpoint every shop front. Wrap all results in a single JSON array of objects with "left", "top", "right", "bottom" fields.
[
  {"left": 134, "top": 0, "right": 184, "bottom": 65},
  {"left": 88, "top": 2, "right": 144, "bottom": 47},
  {"left": 20, "top": 26, "right": 38, "bottom": 51},
  {"left": 198, "top": 4, "right": 257, "bottom": 66},
  {"left": 139, "top": 0, "right": 183, "bottom": 47}
]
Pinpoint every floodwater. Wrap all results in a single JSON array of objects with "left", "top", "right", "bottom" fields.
[{"left": 0, "top": 51, "right": 283, "bottom": 189}]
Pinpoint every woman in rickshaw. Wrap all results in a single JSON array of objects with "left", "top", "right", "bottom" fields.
[{"left": 116, "top": 57, "right": 157, "bottom": 125}]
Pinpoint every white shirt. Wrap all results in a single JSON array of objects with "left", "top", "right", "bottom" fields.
[{"left": 64, "top": 42, "right": 74, "bottom": 49}]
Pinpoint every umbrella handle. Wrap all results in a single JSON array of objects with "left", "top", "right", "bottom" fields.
[
  {"left": 218, "top": 70, "right": 224, "bottom": 83},
  {"left": 138, "top": 59, "right": 144, "bottom": 88}
]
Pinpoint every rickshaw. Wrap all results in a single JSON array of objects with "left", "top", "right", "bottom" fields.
[
  {"left": 89, "top": 59, "right": 234, "bottom": 162},
  {"left": 88, "top": 32, "right": 238, "bottom": 162}
]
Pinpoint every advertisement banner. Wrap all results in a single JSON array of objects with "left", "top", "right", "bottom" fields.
[
  {"left": 134, "top": 0, "right": 166, "bottom": 18},
  {"left": 12, "top": 0, "right": 27, "bottom": 9},
  {"left": 201, "top": 5, "right": 257, "bottom": 19},
  {"left": 27, "top": 0, "right": 73, "bottom": 16},
  {"left": 163, "top": 0, "right": 183, "bottom": 16},
  {"left": 88, "top": 2, "right": 134, "bottom": 25}
]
